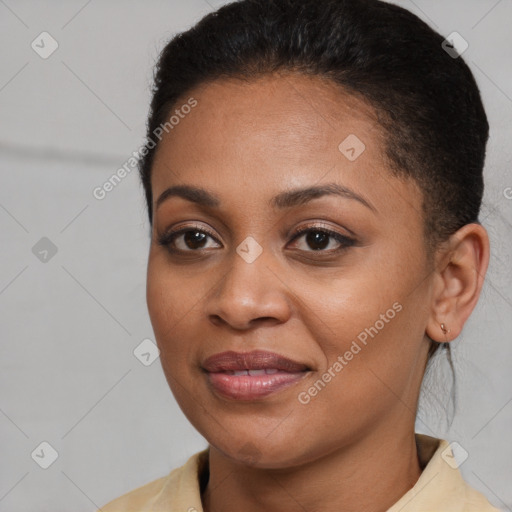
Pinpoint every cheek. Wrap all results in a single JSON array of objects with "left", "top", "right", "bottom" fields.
[
  {"left": 146, "top": 256, "right": 214, "bottom": 390},
  {"left": 298, "top": 249, "right": 427, "bottom": 399},
  {"left": 297, "top": 264, "right": 405, "bottom": 356},
  {"left": 307, "top": 285, "right": 428, "bottom": 424},
  {"left": 146, "top": 270, "right": 194, "bottom": 406},
  {"left": 290, "top": 307, "right": 423, "bottom": 455},
  {"left": 146, "top": 263, "right": 215, "bottom": 435},
  {"left": 146, "top": 267, "right": 171, "bottom": 342},
  {"left": 146, "top": 252, "right": 194, "bottom": 329},
  {"left": 146, "top": 259, "right": 190, "bottom": 362}
]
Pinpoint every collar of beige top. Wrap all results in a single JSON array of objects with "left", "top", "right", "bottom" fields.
[{"left": 101, "top": 433, "right": 500, "bottom": 511}]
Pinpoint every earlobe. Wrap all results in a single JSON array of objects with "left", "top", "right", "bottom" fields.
[{"left": 425, "top": 223, "right": 490, "bottom": 343}]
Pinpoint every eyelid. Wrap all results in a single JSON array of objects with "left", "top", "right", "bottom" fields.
[
  {"left": 157, "top": 223, "right": 221, "bottom": 246},
  {"left": 288, "top": 221, "right": 354, "bottom": 241},
  {"left": 287, "top": 223, "right": 355, "bottom": 253},
  {"left": 158, "top": 221, "right": 356, "bottom": 255}
]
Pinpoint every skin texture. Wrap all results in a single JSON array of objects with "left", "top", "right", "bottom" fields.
[{"left": 145, "top": 72, "right": 490, "bottom": 512}]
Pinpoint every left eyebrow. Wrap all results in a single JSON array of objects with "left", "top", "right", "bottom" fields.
[
  {"left": 270, "top": 183, "right": 377, "bottom": 213},
  {"left": 155, "top": 182, "right": 377, "bottom": 213}
]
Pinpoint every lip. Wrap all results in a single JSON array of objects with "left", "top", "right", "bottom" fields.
[
  {"left": 202, "top": 350, "right": 310, "bottom": 372},
  {"left": 202, "top": 350, "right": 311, "bottom": 400}
]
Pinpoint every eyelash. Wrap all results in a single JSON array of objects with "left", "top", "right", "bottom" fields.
[{"left": 157, "top": 223, "right": 355, "bottom": 256}]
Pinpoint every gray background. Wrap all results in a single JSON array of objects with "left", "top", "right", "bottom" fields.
[{"left": 0, "top": 0, "right": 511, "bottom": 511}]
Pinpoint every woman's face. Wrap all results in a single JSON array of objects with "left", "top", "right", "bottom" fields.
[{"left": 146, "top": 73, "right": 435, "bottom": 468}]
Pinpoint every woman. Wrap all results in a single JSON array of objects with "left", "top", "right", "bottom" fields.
[{"left": 99, "top": 0, "right": 499, "bottom": 510}]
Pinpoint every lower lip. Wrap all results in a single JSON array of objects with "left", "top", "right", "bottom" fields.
[{"left": 206, "top": 371, "right": 308, "bottom": 400}]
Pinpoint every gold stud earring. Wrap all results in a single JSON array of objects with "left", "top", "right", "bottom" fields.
[{"left": 440, "top": 323, "right": 450, "bottom": 334}]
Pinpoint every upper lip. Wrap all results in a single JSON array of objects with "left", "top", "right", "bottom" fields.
[{"left": 202, "top": 350, "right": 310, "bottom": 373}]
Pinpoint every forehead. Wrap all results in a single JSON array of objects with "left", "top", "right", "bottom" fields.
[
  {"left": 151, "top": 72, "right": 423, "bottom": 221},
  {"left": 157, "top": 72, "right": 379, "bottom": 163}
]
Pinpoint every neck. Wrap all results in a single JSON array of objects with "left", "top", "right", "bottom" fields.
[{"left": 202, "top": 426, "right": 422, "bottom": 512}]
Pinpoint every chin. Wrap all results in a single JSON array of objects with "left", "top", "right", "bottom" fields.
[{"left": 205, "top": 431, "right": 314, "bottom": 470}]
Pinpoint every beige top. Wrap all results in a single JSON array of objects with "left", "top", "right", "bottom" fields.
[{"left": 99, "top": 434, "right": 500, "bottom": 511}]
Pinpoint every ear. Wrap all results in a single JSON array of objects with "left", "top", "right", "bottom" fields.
[{"left": 425, "top": 223, "right": 490, "bottom": 342}]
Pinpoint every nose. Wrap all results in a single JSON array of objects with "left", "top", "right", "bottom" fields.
[{"left": 205, "top": 246, "right": 292, "bottom": 331}]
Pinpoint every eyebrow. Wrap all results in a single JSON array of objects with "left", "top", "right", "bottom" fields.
[{"left": 155, "top": 182, "right": 377, "bottom": 213}]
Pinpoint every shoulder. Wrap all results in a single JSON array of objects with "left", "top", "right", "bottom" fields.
[
  {"left": 98, "top": 474, "right": 170, "bottom": 512},
  {"left": 97, "top": 449, "right": 208, "bottom": 512},
  {"left": 433, "top": 437, "right": 501, "bottom": 512},
  {"left": 388, "top": 434, "right": 501, "bottom": 512},
  {"left": 460, "top": 480, "right": 502, "bottom": 512}
]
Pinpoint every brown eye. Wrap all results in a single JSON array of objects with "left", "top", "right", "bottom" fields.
[
  {"left": 288, "top": 226, "right": 355, "bottom": 253},
  {"left": 181, "top": 231, "right": 209, "bottom": 250},
  {"left": 158, "top": 226, "right": 221, "bottom": 253}
]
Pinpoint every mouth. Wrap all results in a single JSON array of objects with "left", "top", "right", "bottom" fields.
[{"left": 202, "top": 350, "right": 311, "bottom": 401}]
